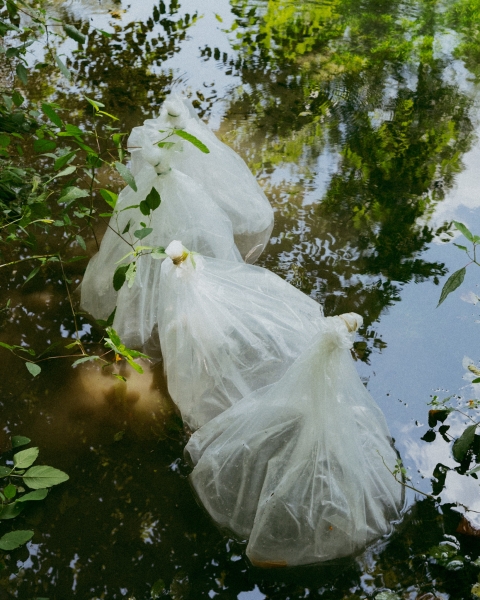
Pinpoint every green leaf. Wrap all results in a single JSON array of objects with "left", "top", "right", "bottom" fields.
[
  {"left": 58, "top": 186, "right": 88, "bottom": 206},
  {"left": 0, "top": 467, "right": 12, "bottom": 477},
  {"left": 0, "top": 133, "right": 11, "bottom": 148},
  {"left": 452, "top": 424, "right": 477, "bottom": 463},
  {"left": 126, "top": 262, "right": 136, "bottom": 288},
  {"left": 99, "top": 29, "right": 113, "bottom": 37},
  {"left": 25, "top": 363, "right": 41, "bottom": 377},
  {"left": 157, "top": 141, "right": 175, "bottom": 149},
  {"left": 54, "top": 150, "right": 77, "bottom": 170},
  {"left": 76, "top": 235, "right": 86, "bottom": 251},
  {"left": 56, "top": 165, "right": 76, "bottom": 179},
  {"left": 106, "top": 327, "right": 122, "bottom": 348},
  {"left": 0, "top": 502, "right": 23, "bottom": 520},
  {"left": 99, "top": 189, "right": 117, "bottom": 209},
  {"left": 55, "top": 55, "right": 71, "bottom": 80},
  {"left": 453, "top": 243, "right": 468, "bottom": 252},
  {"left": 145, "top": 187, "right": 161, "bottom": 211},
  {"left": 63, "top": 23, "right": 86, "bottom": 44},
  {"left": 15, "top": 63, "right": 28, "bottom": 85},
  {"left": 11, "top": 436, "right": 30, "bottom": 449},
  {"left": 134, "top": 227, "right": 153, "bottom": 240},
  {"left": 453, "top": 221, "right": 474, "bottom": 243},
  {"left": 115, "top": 162, "right": 137, "bottom": 191},
  {"left": 13, "top": 447, "right": 39, "bottom": 469},
  {"left": 113, "top": 264, "right": 129, "bottom": 291},
  {"left": 3, "top": 484, "right": 16, "bottom": 500},
  {"left": 375, "top": 593, "right": 401, "bottom": 600},
  {"left": 71, "top": 356, "right": 100, "bottom": 367},
  {"left": 84, "top": 96, "right": 105, "bottom": 110},
  {"left": 437, "top": 267, "right": 466, "bottom": 307},
  {"left": 42, "top": 103, "right": 63, "bottom": 128},
  {"left": 0, "top": 530, "right": 33, "bottom": 551},
  {"left": 22, "top": 465, "right": 69, "bottom": 489},
  {"left": 12, "top": 91, "right": 23, "bottom": 107},
  {"left": 24, "top": 266, "right": 40, "bottom": 285},
  {"left": 122, "top": 219, "right": 132, "bottom": 234},
  {"left": 16, "top": 489, "right": 48, "bottom": 502},
  {"left": 173, "top": 129, "right": 210, "bottom": 153},
  {"left": 33, "top": 139, "right": 56, "bottom": 153}
]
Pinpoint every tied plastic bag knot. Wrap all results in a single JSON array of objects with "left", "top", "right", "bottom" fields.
[
  {"left": 165, "top": 240, "right": 204, "bottom": 277},
  {"left": 162, "top": 98, "right": 190, "bottom": 129},
  {"left": 322, "top": 314, "right": 361, "bottom": 352},
  {"left": 140, "top": 143, "right": 173, "bottom": 175},
  {"left": 338, "top": 312, "right": 363, "bottom": 333},
  {"left": 165, "top": 240, "right": 188, "bottom": 264}
]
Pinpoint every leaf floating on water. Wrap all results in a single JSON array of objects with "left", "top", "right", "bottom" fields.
[{"left": 437, "top": 266, "right": 466, "bottom": 307}]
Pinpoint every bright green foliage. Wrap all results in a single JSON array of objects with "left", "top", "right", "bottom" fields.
[{"left": 0, "top": 436, "right": 68, "bottom": 552}]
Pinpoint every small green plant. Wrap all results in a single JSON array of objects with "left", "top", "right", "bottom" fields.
[
  {"left": 437, "top": 220, "right": 480, "bottom": 306},
  {"left": 0, "top": 435, "right": 68, "bottom": 552}
]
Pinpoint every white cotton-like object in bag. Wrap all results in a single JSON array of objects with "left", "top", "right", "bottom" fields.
[
  {"left": 80, "top": 163, "right": 241, "bottom": 341},
  {"left": 157, "top": 243, "right": 325, "bottom": 431},
  {"left": 128, "top": 93, "right": 274, "bottom": 263},
  {"left": 186, "top": 314, "right": 404, "bottom": 567}
]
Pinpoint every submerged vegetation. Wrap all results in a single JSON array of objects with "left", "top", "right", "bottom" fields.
[{"left": 0, "top": 0, "right": 480, "bottom": 597}]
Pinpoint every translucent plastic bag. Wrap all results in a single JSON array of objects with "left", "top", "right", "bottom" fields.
[
  {"left": 128, "top": 93, "right": 274, "bottom": 263},
  {"left": 157, "top": 241, "right": 325, "bottom": 431},
  {"left": 186, "top": 314, "right": 404, "bottom": 567},
  {"left": 80, "top": 163, "right": 241, "bottom": 336}
]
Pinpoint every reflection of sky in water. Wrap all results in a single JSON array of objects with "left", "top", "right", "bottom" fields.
[{"left": 238, "top": 585, "right": 267, "bottom": 600}]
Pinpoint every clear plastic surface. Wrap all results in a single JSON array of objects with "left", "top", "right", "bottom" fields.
[
  {"left": 186, "top": 315, "right": 404, "bottom": 567},
  {"left": 80, "top": 165, "right": 241, "bottom": 336},
  {"left": 128, "top": 93, "right": 274, "bottom": 263},
  {"left": 157, "top": 245, "right": 325, "bottom": 431}
]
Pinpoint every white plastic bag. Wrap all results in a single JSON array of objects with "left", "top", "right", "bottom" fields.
[
  {"left": 80, "top": 162, "right": 241, "bottom": 336},
  {"left": 128, "top": 93, "right": 274, "bottom": 263},
  {"left": 157, "top": 241, "right": 325, "bottom": 431},
  {"left": 186, "top": 314, "right": 404, "bottom": 567}
]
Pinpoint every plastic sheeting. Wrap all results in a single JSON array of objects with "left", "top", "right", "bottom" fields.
[
  {"left": 128, "top": 93, "right": 274, "bottom": 263},
  {"left": 157, "top": 242, "right": 325, "bottom": 431},
  {"left": 80, "top": 165, "right": 241, "bottom": 335},
  {"left": 186, "top": 315, "right": 404, "bottom": 566}
]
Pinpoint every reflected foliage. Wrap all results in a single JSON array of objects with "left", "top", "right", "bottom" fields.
[{"left": 204, "top": 0, "right": 477, "bottom": 357}]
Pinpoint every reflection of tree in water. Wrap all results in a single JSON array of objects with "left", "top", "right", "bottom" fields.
[
  {"left": 207, "top": 0, "right": 475, "bottom": 359},
  {"left": 27, "top": 1, "right": 199, "bottom": 125}
]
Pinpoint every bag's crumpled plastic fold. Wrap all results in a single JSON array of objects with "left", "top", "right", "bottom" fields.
[
  {"left": 157, "top": 241, "right": 325, "bottom": 431},
  {"left": 186, "top": 313, "right": 404, "bottom": 566}
]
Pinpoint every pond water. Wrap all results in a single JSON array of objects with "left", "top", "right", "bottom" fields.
[{"left": 2, "top": 0, "right": 480, "bottom": 598}]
